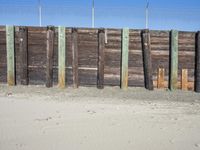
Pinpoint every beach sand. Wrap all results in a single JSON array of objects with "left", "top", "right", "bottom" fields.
[{"left": 0, "top": 85, "right": 200, "bottom": 150}]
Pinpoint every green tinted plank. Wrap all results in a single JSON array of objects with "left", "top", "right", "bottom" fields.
[
  {"left": 58, "top": 26, "right": 66, "bottom": 88},
  {"left": 121, "top": 28, "right": 129, "bottom": 89},
  {"left": 6, "top": 26, "right": 15, "bottom": 86},
  {"left": 170, "top": 30, "right": 178, "bottom": 90}
]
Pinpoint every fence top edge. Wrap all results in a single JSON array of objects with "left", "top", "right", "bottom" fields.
[{"left": 0, "top": 25, "right": 198, "bottom": 33}]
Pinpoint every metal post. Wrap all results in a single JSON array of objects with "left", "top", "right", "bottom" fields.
[
  {"left": 145, "top": 0, "right": 149, "bottom": 29},
  {"left": 38, "top": 0, "right": 42, "bottom": 27},
  {"left": 92, "top": 0, "right": 95, "bottom": 28}
]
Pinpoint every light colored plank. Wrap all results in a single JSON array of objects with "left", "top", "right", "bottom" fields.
[
  {"left": 154, "top": 81, "right": 194, "bottom": 90},
  {"left": 157, "top": 68, "right": 165, "bottom": 88},
  {"left": 58, "top": 26, "right": 66, "bottom": 88},
  {"left": 181, "top": 69, "right": 188, "bottom": 90},
  {"left": 170, "top": 30, "right": 178, "bottom": 90},
  {"left": 121, "top": 28, "right": 129, "bottom": 89},
  {"left": 6, "top": 26, "right": 15, "bottom": 86}
]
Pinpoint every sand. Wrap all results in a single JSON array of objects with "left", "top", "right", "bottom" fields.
[{"left": 0, "top": 85, "right": 200, "bottom": 150}]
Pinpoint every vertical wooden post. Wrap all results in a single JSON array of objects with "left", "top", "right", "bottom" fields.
[
  {"left": 6, "top": 25, "right": 15, "bottom": 86},
  {"left": 58, "top": 26, "right": 66, "bottom": 88},
  {"left": 170, "top": 30, "right": 178, "bottom": 90},
  {"left": 46, "top": 26, "right": 55, "bottom": 88},
  {"left": 19, "top": 26, "right": 28, "bottom": 85},
  {"left": 97, "top": 28, "right": 105, "bottom": 89},
  {"left": 195, "top": 31, "right": 200, "bottom": 92},
  {"left": 72, "top": 28, "right": 78, "bottom": 88},
  {"left": 121, "top": 28, "right": 129, "bottom": 89},
  {"left": 142, "top": 29, "right": 153, "bottom": 90},
  {"left": 157, "top": 68, "right": 165, "bottom": 88},
  {"left": 181, "top": 69, "right": 188, "bottom": 90}
]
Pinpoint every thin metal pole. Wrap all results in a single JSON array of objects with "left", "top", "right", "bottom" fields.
[
  {"left": 38, "top": 0, "right": 42, "bottom": 27},
  {"left": 92, "top": 0, "right": 95, "bottom": 28},
  {"left": 145, "top": 0, "right": 149, "bottom": 29}
]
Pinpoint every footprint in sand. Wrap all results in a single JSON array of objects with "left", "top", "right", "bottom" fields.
[
  {"left": 169, "top": 139, "right": 174, "bottom": 144},
  {"left": 174, "top": 117, "right": 178, "bottom": 121},
  {"left": 87, "top": 110, "right": 96, "bottom": 114},
  {"left": 35, "top": 117, "right": 52, "bottom": 122},
  {"left": 194, "top": 143, "right": 200, "bottom": 148}
]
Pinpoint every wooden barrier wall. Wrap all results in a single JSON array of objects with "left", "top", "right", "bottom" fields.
[{"left": 0, "top": 25, "right": 200, "bottom": 92}]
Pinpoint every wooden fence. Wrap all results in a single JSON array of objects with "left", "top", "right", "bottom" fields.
[{"left": 0, "top": 25, "right": 200, "bottom": 92}]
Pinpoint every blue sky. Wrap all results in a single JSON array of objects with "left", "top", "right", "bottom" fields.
[{"left": 0, "top": 0, "right": 200, "bottom": 31}]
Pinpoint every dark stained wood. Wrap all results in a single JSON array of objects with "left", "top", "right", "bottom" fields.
[
  {"left": 0, "top": 27, "right": 7, "bottom": 83},
  {"left": 195, "top": 31, "right": 200, "bottom": 92},
  {"left": 72, "top": 28, "right": 79, "bottom": 88},
  {"left": 0, "top": 26, "right": 198, "bottom": 90},
  {"left": 142, "top": 29, "right": 154, "bottom": 90},
  {"left": 28, "top": 67, "right": 46, "bottom": 85},
  {"left": 46, "top": 26, "right": 54, "bottom": 88},
  {"left": 97, "top": 29, "right": 105, "bottom": 89},
  {"left": 19, "top": 26, "right": 28, "bottom": 85}
]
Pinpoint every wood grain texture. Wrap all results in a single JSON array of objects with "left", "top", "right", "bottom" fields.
[
  {"left": 72, "top": 28, "right": 79, "bottom": 88},
  {"left": 58, "top": 26, "right": 66, "bottom": 88},
  {"left": 19, "top": 26, "right": 28, "bottom": 85},
  {"left": 121, "top": 28, "right": 129, "bottom": 89},
  {"left": 142, "top": 29, "right": 153, "bottom": 90},
  {"left": 157, "top": 68, "right": 165, "bottom": 88},
  {"left": 46, "top": 26, "right": 54, "bottom": 88},
  {"left": 195, "top": 31, "right": 200, "bottom": 92},
  {"left": 154, "top": 81, "right": 194, "bottom": 90},
  {"left": 170, "top": 30, "right": 178, "bottom": 90},
  {"left": 181, "top": 69, "right": 188, "bottom": 90},
  {"left": 0, "top": 26, "right": 197, "bottom": 90},
  {"left": 6, "top": 26, "right": 15, "bottom": 86},
  {"left": 97, "top": 29, "right": 105, "bottom": 89}
]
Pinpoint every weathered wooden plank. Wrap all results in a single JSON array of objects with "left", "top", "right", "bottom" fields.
[
  {"left": 157, "top": 68, "right": 165, "bottom": 88},
  {"left": 78, "top": 69, "right": 97, "bottom": 85},
  {"left": 46, "top": 26, "right": 55, "bottom": 88},
  {"left": 6, "top": 26, "right": 15, "bottom": 86},
  {"left": 121, "top": 28, "right": 129, "bottom": 89},
  {"left": 19, "top": 26, "right": 28, "bottom": 85},
  {"left": 170, "top": 30, "right": 178, "bottom": 90},
  {"left": 154, "top": 81, "right": 194, "bottom": 90},
  {"left": 58, "top": 26, "right": 66, "bottom": 88},
  {"left": 0, "top": 26, "right": 197, "bottom": 88},
  {"left": 195, "top": 31, "right": 200, "bottom": 92},
  {"left": 97, "top": 29, "right": 105, "bottom": 89},
  {"left": 72, "top": 28, "right": 79, "bottom": 88},
  {"left": 181, "top": 69, "right": 188, "bottom": 90},
  {"left": 28, "top": 68, "right": 46, "bottom": 85},
  {"left": 142, "top": 29, "right": 153, "bottom": 90}
]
